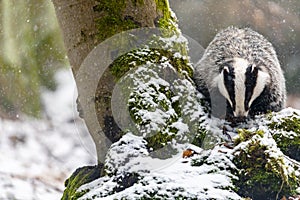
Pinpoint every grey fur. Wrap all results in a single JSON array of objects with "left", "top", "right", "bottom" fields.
[{"left": 194, "top": 27, "right": 286, "bottom": 120}]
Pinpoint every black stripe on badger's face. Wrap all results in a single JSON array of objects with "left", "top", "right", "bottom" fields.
[
  {"left": 245, "top": 65, "right": 258, "bottom": 111},
  {"left": 244, "top": 63, "right": 270, "bottom": 114},
  {"left": 221, "top": 61, "right": 236, "bottom": 110}
]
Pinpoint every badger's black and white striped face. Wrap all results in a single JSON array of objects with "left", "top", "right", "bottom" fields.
[{"left": 214, "top": 57, "right": 270, "bottom": 119}]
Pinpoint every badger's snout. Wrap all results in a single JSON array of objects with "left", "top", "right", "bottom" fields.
[
  {"left": 233, "top": 101, "right": 250, "bottom": 118},
  {"left": 234, "top": 116, "right": 247, "bottom": 123},
  {"left": 226, "top": 113, "right": 248, "bottom": 125},
  {"left": 233, "top": 110, "right": 249, "bottom": 119}
]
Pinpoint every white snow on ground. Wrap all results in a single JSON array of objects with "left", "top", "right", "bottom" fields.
[{"left": 0, "top": 69, "right": 96, "bottom": 200}]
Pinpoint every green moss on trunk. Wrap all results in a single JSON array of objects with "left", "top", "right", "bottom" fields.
[{"left": 94, "top": 0, "right": 139, "bottom": 42}]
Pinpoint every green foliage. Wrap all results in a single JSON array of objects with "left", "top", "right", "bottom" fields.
[{"left": 62, "top": 165, "right": 103, "bottom": 200}]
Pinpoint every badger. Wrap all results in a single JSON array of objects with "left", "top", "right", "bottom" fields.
[{"left": 193, "top": 27, "right": 286, "bottom": 123}]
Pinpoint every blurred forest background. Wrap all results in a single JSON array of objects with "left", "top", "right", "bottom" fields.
[
  {"left": 0, "top": 0, "right": 67, "bottom": 119},
  {"left": 0, "top": 0, "right": 299, "bottom": 119}
]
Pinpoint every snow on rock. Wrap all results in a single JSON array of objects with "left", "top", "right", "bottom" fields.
[
  {"left": 71, "top": 106, "right": 300, "bottom": 199},
  {"left": 78, "top": 142, "right": 241, "bottom": 200},
  {"left": 0, "top": 69, "right": 96, "bottom": 199}
]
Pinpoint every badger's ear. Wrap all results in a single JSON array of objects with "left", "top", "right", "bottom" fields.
[
  {"left": 246, "top": 64, "right": 259, "bottom": 76},
  {"left": 223, "top": 66, "right": 229, "bottom": 73},
  {"left": 219, "top": 64, "right": 230, "bottom": 73},
  {"left": 250, "top": 64, "right": 256, "bottom": 73},
  {"left": 251, "top": 66, "right": 259, "bottom": 77}
]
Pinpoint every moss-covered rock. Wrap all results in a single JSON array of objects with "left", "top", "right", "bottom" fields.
[
  {"left": 233, "top": 129, "right": 300, "bottom": 200},
  {"left": 111, "top": 172, "right": 141, "bottom": 194},
  {"left": 268, "top": 112, "right": 300, "bottom": 161},
  {"left": 110, "top": 48, "right": 192, "bottom": 81},
  {"left": 122, "top": 62, "right": 206, "bottom": 157},
  {"left": 65, "top": 109, "right": 300, "bottom": 199},
  {"left": 73, "top": 143, "right": 242, "bottom": 199},
  {"left": 233, "top": 129, "right": 264, "bottom": 145}
]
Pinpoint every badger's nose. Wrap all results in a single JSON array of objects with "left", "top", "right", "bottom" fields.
[
  {"left": 233, "top": 110, "right": 249, "bottom": 123},
  {"left": 234, "top": 116, "right": 247, "bottom": 123}
]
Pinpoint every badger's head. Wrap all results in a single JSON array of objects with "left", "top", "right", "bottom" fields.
[{"left": 214, "top": 57, "right": 270, "bottom": 122}]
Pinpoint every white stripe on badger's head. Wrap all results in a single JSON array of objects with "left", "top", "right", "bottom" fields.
[
  {"left": 216, "top": 67, "right": 233, "bottom": 107},
  {"left": 232, "top": 58, "right": 248, "bottom": 117},
  {"left": 215, "top": 57, "right": 270, "bottom": 119}
]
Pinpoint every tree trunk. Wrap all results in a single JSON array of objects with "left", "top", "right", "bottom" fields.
[
  {"left": 51, "top": 0, "right": 97, "bottom": 74},
  {"left": 52, "top": 0, "right": 174, "bottom": 163}
]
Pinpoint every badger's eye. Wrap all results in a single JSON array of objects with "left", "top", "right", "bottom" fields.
[{"left": 225, "top": 73, "right": 233, "bottom": 81}]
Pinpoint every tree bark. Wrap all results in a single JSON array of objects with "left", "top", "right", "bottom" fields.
[{"left": 51, "top": 0, "right": 99, "bottom": 74}]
